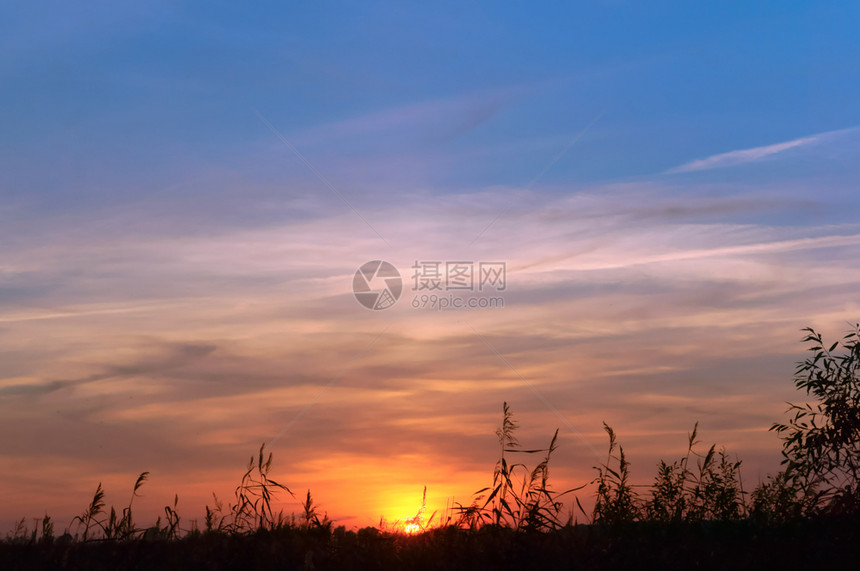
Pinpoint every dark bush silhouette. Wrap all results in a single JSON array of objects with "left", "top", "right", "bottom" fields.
[
  {"left": 772, "top": 325, "right": 860, "bottom": 514},
  {"left": 644, "top": 423, "right": 744, "bottom": 522}
]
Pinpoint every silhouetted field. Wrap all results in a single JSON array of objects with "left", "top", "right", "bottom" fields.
[{"left": 3, "top": 518, "right": 860, "bottom": 570}]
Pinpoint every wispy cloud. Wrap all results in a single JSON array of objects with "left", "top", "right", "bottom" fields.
[
  {"left": 286, "top": 87, "right": 520, "bottom": 148},
  {"left": 666, "top": 132, "right": 830, "bottom": 174}
]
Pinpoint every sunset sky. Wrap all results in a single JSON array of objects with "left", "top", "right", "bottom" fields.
[{"left": 2, "top": 1, "right": 860, "bottom": 531}]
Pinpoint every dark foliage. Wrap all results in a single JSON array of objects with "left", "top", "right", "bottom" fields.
[{"left": 3, "top": 519, "right": 860, "bottom": 570}]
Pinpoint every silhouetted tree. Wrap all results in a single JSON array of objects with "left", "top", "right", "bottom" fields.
[{"left": 772, "top": 325, "right": 860, "bottom": 514}]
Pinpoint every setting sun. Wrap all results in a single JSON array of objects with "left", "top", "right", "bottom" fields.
[{"left": 380, "top": 486, "right": 439, "bottom": 534}]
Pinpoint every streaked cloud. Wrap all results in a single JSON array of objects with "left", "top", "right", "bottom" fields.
[{"left": 665, "top": 131, "right": 829, "bottom": 174}]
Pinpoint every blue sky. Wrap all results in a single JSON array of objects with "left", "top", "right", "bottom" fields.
[
  {"left": 2, "top": 1, "right": 860, "bottom": 530},
  {"left": 3, "top": 1, "right": 859, "bottom": 213}
]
